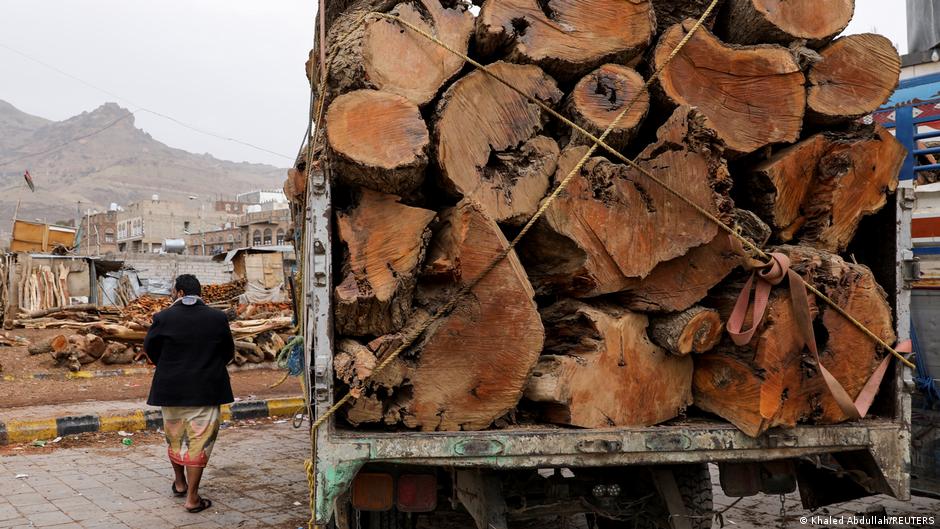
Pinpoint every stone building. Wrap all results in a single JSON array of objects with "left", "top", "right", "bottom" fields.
[
  {"left": 77, "top": 208, "right": 119, "bottom": 256},
  {"left": 116, "top": 195, "right": 238, "bottom": 253}
]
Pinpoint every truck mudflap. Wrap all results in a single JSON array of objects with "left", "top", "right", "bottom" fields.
[{"left": 312, "top": 420, "right": 910, "bottom": 524}]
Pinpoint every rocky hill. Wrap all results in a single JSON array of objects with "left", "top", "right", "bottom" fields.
[{"left": 0, "top": 100, "right": 286, "bottom": 239}]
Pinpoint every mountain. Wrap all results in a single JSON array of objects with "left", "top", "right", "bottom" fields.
[{"left": 0, "top": 100, "right": 286, "bottom": 240}]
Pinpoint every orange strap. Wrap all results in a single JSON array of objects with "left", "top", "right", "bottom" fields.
[{"left": 727, "top": 249, "right": 913, "bottom": 420}]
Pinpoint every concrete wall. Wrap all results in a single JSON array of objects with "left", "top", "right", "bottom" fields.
[{"left": 121, "top": 253, "right": 233, "bottom": 287}]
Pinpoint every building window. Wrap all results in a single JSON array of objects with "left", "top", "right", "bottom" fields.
[
  {"left": 184, "top": 221, "right": 191, "bottom": 233},
  {"left": 276, "top": 229, "right": 286, "bottom": 245},
  {"left": 263, "top": 228, "right": 273, "bottom": 246},
  {"left": 252, "top": 229, "right": 262, "bottom": 246}
]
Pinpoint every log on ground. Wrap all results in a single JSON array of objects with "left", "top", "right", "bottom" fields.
[
  {"left": 334, "top": 189, "right": 435, "bottom": 336},
  {"left": 693, "top": 245, "right": 895, "bottom": 437},
  {"left": 524, "top": 299, "right": 692, "bottom": 428},
  {"left": 654, "top": 20, "right": 805, "bottom": 156},
  {"left": 433, "top": 61, "right": 562, "bottom": 226},
  {"left": 716, "top": 0, "right": 854, "bottom": 47}
]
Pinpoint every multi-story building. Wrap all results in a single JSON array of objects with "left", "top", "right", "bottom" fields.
[
  {"left": 116, "top": 195, "right": 239, "bottom": 253},
  {"left": 185, "top": 224, "right": 245, "bottom": 256},
  {"left": 236, "top": 189, "right": 287, "bottom": 205},
  {"left": 213, "top": 200, "right": 250, "bottom": 215},
  {"left": 239, "top": 201, "right": 291, "bottom": 248},
  {"left": 77, "top": 208, "right": 119, "bottom": 256}
]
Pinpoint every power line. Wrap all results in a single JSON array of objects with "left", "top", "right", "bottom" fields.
[{"left": 0, "top": 41, "right": 294, "bottom": 162}]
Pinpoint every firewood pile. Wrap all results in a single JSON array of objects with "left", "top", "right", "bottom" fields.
[
  {"left": 202, "top": 279, "right": 247, "bottom": 304},
  {"left": 304, "top": 0, "right": 906, "bottom": 435}
]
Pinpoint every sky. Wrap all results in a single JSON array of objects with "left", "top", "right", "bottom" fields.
[{"left": 0, "top": 0, "right": 909, "bottom": 168}]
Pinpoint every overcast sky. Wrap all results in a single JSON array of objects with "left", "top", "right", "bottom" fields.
[{"left": 0, "top": 0, "right": 909, "bottom": 167}]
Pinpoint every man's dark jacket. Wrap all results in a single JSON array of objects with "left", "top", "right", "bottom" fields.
[{"left": 144, "top": 299, "right": 235, "bottom": 406}]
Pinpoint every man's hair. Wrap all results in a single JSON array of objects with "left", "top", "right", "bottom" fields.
[{"left": 174, "top": 274, "right": 201, "bottom": 296}]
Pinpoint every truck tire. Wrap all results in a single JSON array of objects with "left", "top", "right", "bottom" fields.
[{"left": 596, "top": 464, "right": 713, "bottom": 529}]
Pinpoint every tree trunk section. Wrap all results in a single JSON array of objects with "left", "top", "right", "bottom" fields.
[
  {"left": 334, "top": 189, "right": 435, "bottom": 336},
  {"left": 693, "top": 245, "right": 895, "bottom": 437},
  {"left": 521, "top": 105, "right": 733, "bottom": 297},
  {"left": 434, "top": 61, "right": 562, "bottom": 226},
  {"left": 325, "top": 89, "right": 429, "bottom": 195},
  {"left": 475, "top": 0, "right": 656, "bottom": 81},
  {"left": 524, "top": 299, "right": 692, "bottom": 428},
  {"left": 716, "top": 0, "right": 854, "bottom": 47},
  {"left": 650, "top": 0, "right": 720, "bottom": 33},
  {"left": 654, "top": 20, "right": 805, "bottom": 156},
  {"left": 649, "top": 306, "right": 723, "bottom": 356},
  {"left": 616, "top": 208, "right": 770, "bottom": 313},
  {"left": 388, "top": 200, "right": 544, "bottom": 431},
  {"left": 743, "top": 124, "right": 905, "bottom": 252},
  {"left": 807, "top": 34, "right": 901, "bottom": 125},
  {"left": 564, "top": 64, "right": 649, "bottom": 152},
  {"left": 327, "top": 0, "right": 474, "bottom": 106}
]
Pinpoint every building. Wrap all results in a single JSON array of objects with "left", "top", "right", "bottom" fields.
[
  {"left": 239, "top": 202, "right": 291, "bottom": 247},
  {"left": 236, "top": 189, "right": 287, "bottom": 205},
  {"left": 77, "top": 209, "right": 119, "bottom": 256},
  {"left": 116, "top": 195, "right": 239, "bottom": 253},
  {"left": 185, "top": 224, "right": 245, "bottom": 256},
  {"left": 213, "top": 199, "right": 250, "bottom": 215}
]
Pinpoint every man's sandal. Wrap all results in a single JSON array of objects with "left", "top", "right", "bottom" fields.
[
  {"left": 172, "top": 484, "right": 188, "bottom": 497},
  {"left": 186, "top": 498, "right": 212, "bottom": 513}
]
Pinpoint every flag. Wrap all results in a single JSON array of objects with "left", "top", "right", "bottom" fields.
[{"left": 23, "top": 170, "right": 35, "bottom": 192}]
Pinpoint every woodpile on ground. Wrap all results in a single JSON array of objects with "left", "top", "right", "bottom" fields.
[{"left": 300, "top": 0, "right": 904, "bottom": 435}]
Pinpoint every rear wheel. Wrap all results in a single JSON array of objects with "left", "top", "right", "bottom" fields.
[{"left": 596, "top": 464, "right": 713, "bottom": 529}]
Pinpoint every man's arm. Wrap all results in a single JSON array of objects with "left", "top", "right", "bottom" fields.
[
  {"left": 143, "top": 313, "right": 163, "bottom": 365},
  {"left": 219, "top": 313, "right": 235, "bottom": 364}
]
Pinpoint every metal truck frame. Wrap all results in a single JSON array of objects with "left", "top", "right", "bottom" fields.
[{"left": 302, "top": 152, "right": 917, "bottom": 525}]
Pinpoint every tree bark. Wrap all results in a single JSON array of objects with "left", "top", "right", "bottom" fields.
[
  {"left": 564, "top": 64, "right": 649, "bottom": 152},
  {"left": 616, "top": 209, "right": 771, "bottom": 313},
  {"left": 650, "top": 0, "right": 721, "bottom": 33},
  {"left": 326, "top": 0, "right": 474, "bottom": 106},
  {"left": 385, "top": 200, "right": 544, "bottom": 431},
  {"left": 693, "top": 245, "right": 895, "bottom": 437},
  {"left": 807, "top": 34, "right": 901, "bottom": 125},
  {"left": 475, "top": 0, "right": 656, "bottom": 81},
  {"left": 524, "top": 299, "right": 692, "bottom": 428},
  {"left": 334, "top": 189, "right": 435, "bottom": 336},
  {"left": 649, "top": 306, "right": 723, "bottom": 356},
  {"left": 653, "top": 20, "right": 805, "bottom": 156},
  {"left": 325, "top": 89, "right": 430, "bottom": 195},
  {"left": 743, "top": 124, "right": 905, "bottom": 252},
  {"left": 716, "top": 0, "right": 854, "bottom": 47},
  {"left": 521, "top": 105, "right": 733, "bottom": 297},
  {"left": 434, "top": 61, "right": 562, "bottom": 226}
]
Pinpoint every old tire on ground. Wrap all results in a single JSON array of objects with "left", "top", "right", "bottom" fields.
[{"left": 597, "top": 464, "right": 713, "bottom": 529}]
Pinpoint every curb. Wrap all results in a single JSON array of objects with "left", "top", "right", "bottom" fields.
[
  {"left": 1, "top": 362, "right": 280, "bottom": 382},
  {"left": 0, "top": 396, "right": 306, "bottom": 445}
]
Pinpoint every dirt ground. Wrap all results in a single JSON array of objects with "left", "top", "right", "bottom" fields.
[{"left": 0, "top": 328, "right": 301, "bottom": 408}]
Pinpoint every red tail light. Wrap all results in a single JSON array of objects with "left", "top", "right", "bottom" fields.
[
  {"left": 397, "top": 474, "right": 437, "bottom": 512},
  {"left": 351, "top": 472, "right": 393, "bottom": 511}
]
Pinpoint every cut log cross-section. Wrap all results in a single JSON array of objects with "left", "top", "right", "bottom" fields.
[
  {"left": 434, "top": 61, "right": 562, "bottom": 226},
  {"left": 693, "top": 245, "right": 895, "bottom": 437},
  {"left": 745, "top": 124, "right": 905, "bottom": 252},
  {"left": 326, "top": 89, "right": 429, "bottom": 195},
  {"left": 649, "top": 306, "right": 723, "bottom": 356},
  {"left": 716, "top": 0, "right": 855, "bottom": 46},
  {"left": 334, "top": 189, "right": 436, "bottom": 336},
  {"left": 522, "top": 106, "right": 733, "bottom": 298},
  {"left": 475, "top": 0, "right": 656, "bottom": 80},
  {"left": 327, "top": 0, "right": 474, "bottom": 106},
  {"left": 564, "top": 64, "right": 649, "bottom": 152},
  {"left": 807, "top": 34, "right": 901, "bottom": 125},
  {"left": 654, "top": 20, "right": 806, "bottom": 156},
  {"left": 382, "top": 200, "right": 544, "bottom": 431},
  {"left": 524, "top": 300, "right": 693, "bottom": 428}
]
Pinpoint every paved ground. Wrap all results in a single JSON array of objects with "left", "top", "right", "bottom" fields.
[{"left": 2, "top": 421, "right": 938, "bottom": 529}]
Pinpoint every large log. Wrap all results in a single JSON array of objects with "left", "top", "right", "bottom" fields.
[
  {"left": 806, "top": 34, "right": 901, "bottom": 125},
  {"left": 334, "top": 189, "right": 436, "bottom": 336},
  {"left": 387, "top": 200, "right": 544, "bottom": 431},
  {"left": 564, "top": 64, "right": 649, "bottom": 152},
  {"left": 475, "top": 0, "right": 655, "bottom": 81},
  {"left": 716, "top": 0, "right": 854, "bottom": 47},
  {"left": 653, "top": 20, "right": 805, "bottom": 156},
  {"left": 743, "top": 124, "right": 905, "bottom": 252},
  {"left": 524, "top": 300, "right": 692, "bottom": 428},
  {"left": 616, "top": 208, "right": 771, "bottom": 313},
  {"left": 521, "top": 106, "right": 733, "bottom": 298},
  {"left": 649, "top": 306, "right": 723, "bottom": 356},
  {"left": 434, "top": 61, "right": 562, "bottom": 226},
  {"left": 693, "top": 245, "right": 895, "bottom": 437},
  {"left": 325, "top": 89, "right": 429, "bottom": 195},
  {"left": 326, "top": 0, "right": 474, "bottom": 106}
]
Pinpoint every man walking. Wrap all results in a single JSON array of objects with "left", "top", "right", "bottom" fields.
[{"left": 144, "top": 274, "right": 234, "bottom": 513}]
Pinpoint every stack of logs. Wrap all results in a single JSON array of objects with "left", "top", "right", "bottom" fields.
[{"left": 304, "top": 0, "right": 905, "bottom": 436}]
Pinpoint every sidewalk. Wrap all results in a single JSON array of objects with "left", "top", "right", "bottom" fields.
[{"left": 0, "top": 422, "right": 309, "bottom": 528}]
